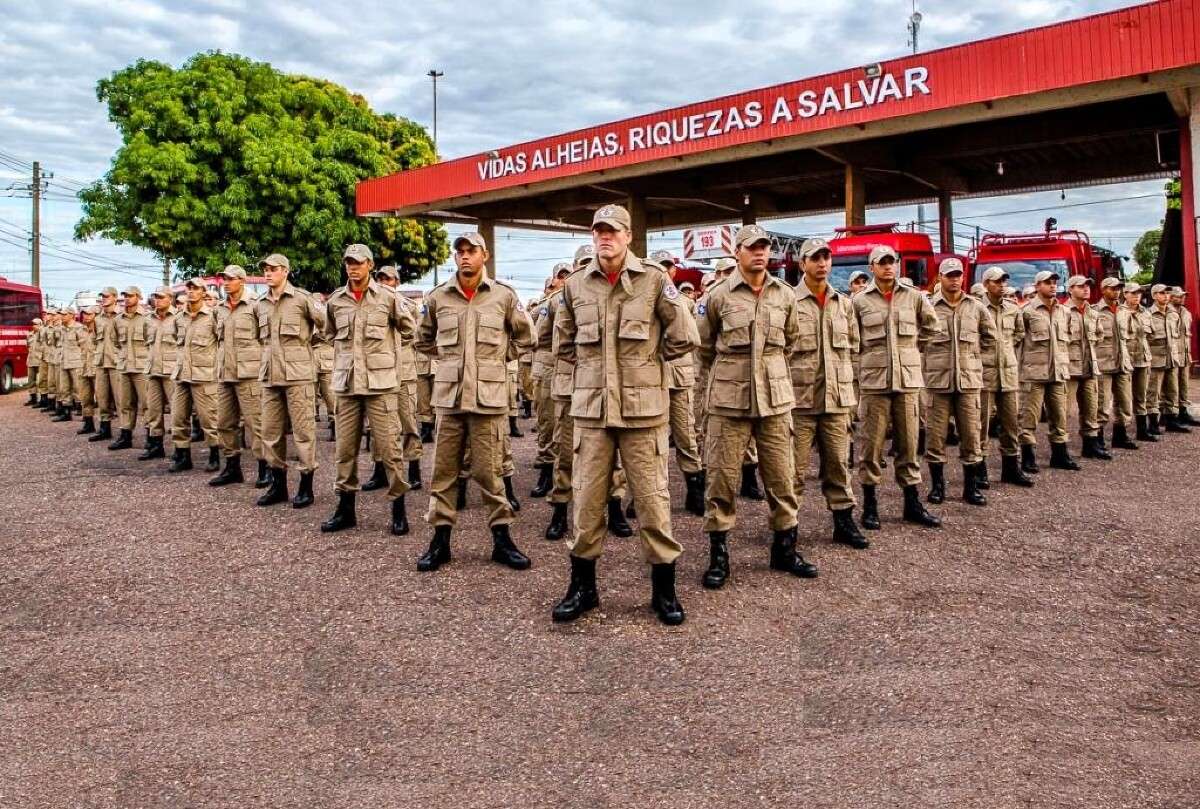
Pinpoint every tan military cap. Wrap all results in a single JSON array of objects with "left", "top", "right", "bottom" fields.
[
  {"left": 735, "top": 224, "right": 770, "bottom": 248},
  {"left": 1033, "top": 270, "right": 1059, "bottom": 284},
  {"left": 453, "top": 232, "right": 487, "bottom": 251},
  {"left": 1003, "top": 287, "right": 1018, "bottom": 298},
  {"left": 123, "top": 285, "right": 142, "bottom": 297},
  {"left": 573, "top": 244, "right": 595, "bottom": 267},
  {"left": 220, "top": 264, "right": 247, "bottom": 280},
  {"left": 63, "top": 307, "right": 76, "bottom": 315},
  {"left": 184, "top": 277, "right": 206, "bottom": 289},
  {"left": 374, "top": 265, "right": 399, "bottom": 280},
  {"left": 1022, "top": 285, "right": 1036, "bottom": 297},
  {"left": 100, "top": 286, "right": 119, "bottom": 297},
  {"left": 152, "top": 285, "right": 172, "bottom": 297},
  {"left": 679, "top": 281, "right": 695, "bottom": 292},
  {"left": 553, "top": 261, "right": 572, "bottom": 277},
  {"left": 1171, "top": 286, "right": 1186, "bottom": 296},
  {"left": 713, "top": 257, "right": 737, "bottom": 273},
  {"left": 649, "top": 249, "right": 675, "bottom": 266},
  {"left": 259, "top": 253, "right": 290, "bottom": 269},
  {"left": 1066, "top": 275, "right": 1091, "bottom": 288},
  {"left": 848, "top": 270, "right": 869, "bottom": 284},
  {"left": 869, "top": 245, "right": 898, "bottom": 263},
  {"left": 970, "top": 282, "right": 986, "bottom": 296},
  {"left": 1124, "top": 282, "right": 1141, "bottom": 293},
  {"left": 799, "top": 237, "right": 830, "bottom": 259},
  {"left": 939, "top": 257, "right": 965, "bottom": 275},
  {"left": 1151, "top": 283, "right": 1169, "bottom": 294},
  {"left": 1100, "top": 276, "right": 1124, "bottom": 289},
  {"left": 981, "top": 266, "right": 1009, "bottom": 283},
  {"left": 344, "top": 243, "right": 373, "bottom": 262},
  {"left": 592, "top": 204, "right": 631, "bottom": 231},
  {"left": 31, "top": 317, "right": 42, "bottom": 324}
]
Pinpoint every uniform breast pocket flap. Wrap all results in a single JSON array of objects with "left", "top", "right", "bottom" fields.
[
  {"left": 575, "top": 303, "right": 601, "bottom": 344},
  {"left": 618, "top": 302, "right": 650, "bottom": 341},
  {"left": 436, "top": 312, "right": 460, "bottom": 347},
  {"left": 897, "top": 311, "right": 917, "bottom": 337},
  {"left": 279, "top": 322, "right": 302, "bottom": 339},
  {"left": 476, "top": 312, "right": 504, "bottom": 346},
  {"left": 860, "top": 310, "right": 886, "bottom": 341}
]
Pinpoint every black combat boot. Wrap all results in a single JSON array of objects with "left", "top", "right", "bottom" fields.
[
  {"left": 137, "top": 435, "right": 165, "bottom": 460},
  {"left": 860, "top": 484, "right": 881, "bottom": 530},
  {"left": 407, "top": 459, "right": 422, "bottom": 490},
  {"left": 902, "top": 485, "right": 942, "bottom": 527},
  {"left": 417, "top": 526, "right": 452, "bottom": 572},
  {"left": 327, "top": 420, "right": 335, "bottom": 442},
  {"left": 51, "top": 403, "right": 71, "bottom": 422},
  {"left": 1148, "top": 413, "right": 1164, "bottom": 435},
  {"left": 490, "top": 524, "right": 530, "bottom": 570},
  {"left": 522, "top": 399, "right": 532, "bottom": 419},
  {"left": 1020, "top": 443, "right": 1040, "bottom": 474},
  {"left": 702, "top": 532, "right": 729, "bottom": 589},
  {"left": 917, "top": 427, "right": 927, "bottom": 456},
  {"left": 926, "top": 462, "right": 946, "bottom": 504},
  {"left": 190, "top": 415, "right": 203, "bottom": 443},
  {"left": 1136, "top": 414, "right": 1157, "bottom": 442},
  {"left": 975, "top": 460, "right": 990, "bottom": 490},
  {"left": 1180, "top": 406, "right": 1200, "bottom": 427},
  {"left": 292, "top": 471, "right": 315, "bottom": 509},
  {"left": 545, "top": 502, "right": 569, "bottom": 540},
  {"left": 530, "top": 463, "right": 553, "bottom": 498},
  {"left": 770, "top": 527, "right": 818, "bottom": 578},
  {"left": 107, "top": 428, "right": 133, "bottom": 451},
  {"left": 168, "top": 447, "right": 193, "bottom": 473},
  {"left": 25, "top": 390, "right": 37, "bottom": 406},
  {"left": 256, "top": 468, "right": 288, "bottom": 506},
  {"left": 209, "top": 453, "right": 244, "bottom": 486},
  {"left": 254, "top": 459, "right": 272, "bottom": 488},
  {"left": 503, "top": 476, "right": 520, "bottom": 512},
  {"left": 625, "top": 501, "right": 637, "bottom": 520},
  {"left": 963, "top": 464, "right": 987, "bottom": 506},
  {"left": 1164, "top": 412, "right": 1191, "bottom": 433},
  {"left": 1001, "top": 454, "right": 1035, "bottom": 487},
  {"left": 1095, "top": 427, "right": 1109, "bottom": 453},
  {"left": 832, "top": 508, "right": 869, "bottom": 549},
  {"left": 456, "top": 477, "right": 468, "bottom": 510},
  {"left": 684, "top": 471, "right": 706, "bottom": 517},
  {"left": 552, "top": 555, "right": 599, "bottom": 622},
  {"left": 390, "top": 495, "right": 409, "bottom": 536},
  {"left": 1111, "top": 422, "right": 1138, "bottom": 449},
  {"left": 1048, "top": 441, "right": 1081, "bottom": 470},
  {"left": 649, "top": 563, "right": 686, "bottom": 626},
  {"left": 508, "top": 416, "right": 522, "bottom": 438},
  {"left": 76, "top": 416, "right": 96, "bottom": 435},
  {"left": 607, "top": 498, "right": 633, "bottom": 537},
  {"left": 420, "top": 422, "right": 435, "bottom": 443},
  {"left": 89, "top": 420, "right": 113, "bottom": 442},
  {"left": 361, "top": 461, "right": 388, "bottom": 492},
  {"left": 205, "top": 446, "right": 221, "bottom": 471},
  {"left": 739, "top": 464, "right": 764, "bottom": 500},
  {"left": 945, "top": 422, "right": 959, "bottom": 446},
  {"left": 321, "top": 491, "right": 357, "bottom": 533},
  {"left": 36, "top": 394, "right": 51, "bottom": 410},
  {"left": 1081, "top": 434, "right": 1112, "bottom": 460}
]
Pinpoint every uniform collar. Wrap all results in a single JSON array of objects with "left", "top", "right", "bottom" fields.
[
  {"left": 450, "top": 271, "right": 492, "bottom": 299},
  {"left": 1031, "top": 297, "right": 1056, "bottom": 312},
  {"left": 585, "top": 251, "right": 644, "bottom": 296},
  {"left": 794, "top": 280, "right": 839, "bottom": 301},
  {"left": 335, "top": 280, "right": 386, "bottom": 300},
  {"left": 863, "top": 280, "right": 908, "bottom": 298},
  {"left": 726, "top": 266, "right": 781, "bottom": 293},
  {"left": 930, "top": 289, "right": 966, "bottom": 307}
]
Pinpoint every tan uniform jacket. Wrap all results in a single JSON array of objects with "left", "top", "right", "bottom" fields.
[
  {"left": 1091, "top": 303, "right": 1132, "bottom": 374},
  {"left": 696, "top": 269, "right": 798, "bottom": 418},
  {"left": 1124, "top": 306, "right": 1153, "bottom": 368},
  {"left": 217, "top": 297, "right": 264, "bottom": 382},
  {"left": 43, "top": 325, "right": 63, "bottom": 365},
  {"left": 414, "top": 294, "right": 432, "bottom": 376},
  {"left": 173, "top": 306, "right": 220, "bottom": 383},
  {"left": 394, "top": 292, "right": 418, "bottom": 384},
  {"left": 982, "top": 297, "right": 1024, "bottom": 392},
  {"left": 1065, "top": 303, "right": 1100, "bottom": 378},
  {"left": 93, "top": 311, "right": 121, "bottom": 369},
  {"left": 26, "top": 330, "right": 42, "bottom": 366},
  {"left": 852, "top": 282, "right": 939, "bottom": 393},
  {"left": 924, "top": 291, "right": 995, "bottom": 393},
  {"left": 1019, "top": 298, "right": 1071, "bottom": 383},
  {"left": 115, "top": 312, "right": 150, "bottom": 373},
  {"left": 1147, "top": 305, "right": 1184, "bottom": 369},
  {"left": 79, "top": 325, "right": 97, "bottom": 377},
  {"left": 324, "top": 282, "right": 415, "bottom": 395},
  {"left": 61, "top": 323, "right": 91, "bottom": 371},
  {"left": 1175, "top": 304, "right": 1194, "bottom": 363},
  {"left": 666, "top": 295, "right": 698, "bottom": 390},
  {"left": 556, "top": 252, "right": 696, "bottom": 428},
  {"left": 532, "top": 290, "right": 561, "bottom": 380},
  {"left": 790, "top": 282, "right": 858, "bottom": 414},
  {"left": 145, "top": 310, "right": 179, "bottom": 378},
  {"left": 255, "top": 284, "right": 326, "bottom": 387},
  {"left": 415, "top": 274, "right": 533, "bottom": 415}
]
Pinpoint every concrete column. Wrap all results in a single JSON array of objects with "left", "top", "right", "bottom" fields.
[
  {"left": 741, "top": 193, "right": 758, "bottom": 226},
  {"left": 1183, "top": 97, "right": 1200, "bottom": 363},
  {"left": 938, "top": 191, "right": 954, "bottom": 255},
  {"left": 478, "top": 218, "right": 496, "bottom": 278},
  {"left": 627, "top": 194, "right": 647, "bottom": 257},
  {"left": 845, "top": 165, "right": 866, "bottom": 228}
]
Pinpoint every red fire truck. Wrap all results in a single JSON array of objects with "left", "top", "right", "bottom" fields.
[
  {"left": 682, "top": 224, "right": 805, "bottom": 284},
  {"left": 0, "top": 276, "right": 44, "bottom": 394},
  {"left": 828, "top": 223, "right": 967, "bottom": 292},
  {"left": 968, "top": 222, "right": 1122, "bottom": 302}
]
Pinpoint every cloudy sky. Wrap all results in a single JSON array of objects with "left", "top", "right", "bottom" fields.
[{"left": 0, "top": 0, "right": 1173, "bottom": 303}]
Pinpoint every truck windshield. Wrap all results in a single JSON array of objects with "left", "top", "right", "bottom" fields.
[
  {"left": 984, "top": 259, "right": 1069, "bottom": 294},
  {"left": 830, "top": 255, "right": 871, "bottom": 292}
]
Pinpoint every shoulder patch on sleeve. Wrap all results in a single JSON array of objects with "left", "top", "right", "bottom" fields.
[
  {"left": 696, "top": 302, "right": 707, "bottom": 315},
  {"left": 664, "top": 283, "right": 679, "bottom": 301}
]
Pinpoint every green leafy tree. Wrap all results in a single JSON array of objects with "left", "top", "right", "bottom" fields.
[
  {"left": 1131, "top": 227, "right": 1161, "bottom": 284},
  {"left": 1166, "top": 178, "right": 1181, "bottom": 209},
  {"left": 75, "top": 52, "right": 447, "bottom": 290}
]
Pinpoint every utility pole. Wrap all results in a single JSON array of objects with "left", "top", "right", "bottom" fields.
[
  {"left": 427, "top": 69, "right": 444, "bottom": 158},
  {"left": 31, "top": 161, "right": 41, "bottom": 288},
  {"left": 908, "top": 5, "right": 926, "bottom": 238},
  {"left": 163, "top": 256, "right": 171, "bottom": 286}
]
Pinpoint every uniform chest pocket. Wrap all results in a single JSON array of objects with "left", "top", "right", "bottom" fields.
[
  {"left": 896, "top": 310, "right": 917, "bottom": 337},
  {"left": 476, "top": 312, "right": 505, "bottom": 346},
  {"left": 860, "top": 310, "right": 886, "bottom": 342},
  {"left": 365, "top": 309, "right": 390, "bottom": 341},
  {"left": 1029, "top": 321, "right": 1050, "bottom": 342},
  {"left": 618, "top": 301, "right": 649, "bottom": 341},
  {"left": 1001, "top": 312, "right": 1017, "bottom": 337},
  {"left": 959, "top": 314, "right": 978, "bottom": 343},
  {"left": 797, "top": 316, "right": 819, "bottom": 351},
  {"left": 436, "top": 312, "right": 460, "bottom": 347},
  {"left": 720, "top": 307, "right": 752, "bottom": 348},
  {"left": 1055, "top": 321, "right": 1070, "bottom": 342},
  {"left": 279, "top": 322, "right": 303, "bottom": 344},
  {"left": 575, "top": 302, "right": 601, "bottom": 345},
  {"left": 764, "top": 308, "right": 786, "bottom": 347},
  {"left": 931, "top": 314, "right": 951, "bottom": 343},
  {"left": 830, "top": 315, "right": 850, "bottom": 349}
]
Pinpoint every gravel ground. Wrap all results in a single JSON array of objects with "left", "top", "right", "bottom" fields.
[{"left": 1, "top": 394, "right": 1198, "bottom": 808}]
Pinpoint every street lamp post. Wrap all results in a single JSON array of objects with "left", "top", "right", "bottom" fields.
[{"left": 427, "top": 69, "right": 444, "bottom": 158}]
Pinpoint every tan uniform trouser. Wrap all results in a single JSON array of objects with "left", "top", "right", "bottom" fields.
[
  {"left": 1097, "top": 371, "right": 1132, "bottom": 427},
  {"left": 314, "top": 371, "right": 335, "bottom": 422},
  {"left": 1020, "top": 381, "right": 1068, "bottom": 445},
  {"left": 95, "top": 367, "right": 121, "bottom": 422},
  {"left": 534, "top": 374, "right": 557, "bottom": 466},
  {"left": 57, "top": 366, "right": 75, "bottom": 404},
  {"left": 570, "top": 425, "right": 681, "bottom": 565},
  {"left": 336, "top": 394, "right": 407, "bottom": 498},
  {"left": 668, "top": 387, "right": 702, "bottom": 474},
  {"left": 144, "top": 375, "right": 173, "bottom": 437},
  {"left": 1130, "top": 366, "right": 1151, "bottom": 416},
  {"left": 261, "top": 383, "right": 317, "bottom": 472},
  {"left": 508, "top": 369, "right": 519, "bottom": 417},
  {"left": 792, "top": 411, "right": 856, "bottom": 512},
  {"left": 171, "top": 381, "right": 218, "bottom": 449},
  {"left": 118, "top": 372, "right": 148, "bottom": 431},
  {"left": 1066, "top": 376, "right": 1099, "bottom": 436},
  {"left": 27, "top": 365, "right": 38, "bottom": 390},
  {"left": 518, "top": 362, "right": 533, "bottom": 402},
  {"left": 217, "top": 379, "right": 264, "bottom": 460},
  {"left": 550, "top": 398, "right": 626, "bottom": 505},
  {"left": 1174, "top": 365, "right": 1191, "bottom": 408},
  {"left": 371, "top": 385, "right": 421, "bottom": 463},
  {"left": 1148, "top": 367, "right": 1178, "bottom": 415},
  {"left": 926, "top": 390, "right": 983, "bottom": 465},
  {"left": 693, "top": 365, "right": 709, "bottom": 457},
  {"left": 77, "top": 374, "right": 96, "bottom": 417},
  {"left": 427, "top": 412, "right": 511, "bottom": 528},
  {"left": 38, "top": 363, "right": 53, "bottom": 395},
  {"left": 703, "top": 412, "right": 797, "bottom": 533},
  {"left": 415, "top": 373, "right": 434, "bottom": 424},
  {"left": 858, "top": 391, "right": 922, "bottom": 488},
  {"left": 979, "top": 388, "right": 1021, "bottom": 458}
]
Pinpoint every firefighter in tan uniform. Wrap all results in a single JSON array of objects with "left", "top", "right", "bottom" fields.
[
  {"left": 109, "top": 287, "right": 150, "bottom": 451},
  {"left": 518, "top": 308, "right": 535, "bottom": 419},
  {"left": 414, "top": 296, "right": 435, "bottom": 444},
  {"left": 71, "top": 309, "right": 99, "bottom": 434},
  {"left": 530, "top": 265, "right": 569, "bottom": 498},
  {"left": 1169, "top": 287, "right": 1197, "bottom": 425},
  {"left": 40, "top": 311, "right": 61, "bottom": 414},
  {"left": 1063, "top": 275, "right": 1110, "bottom": 460},
  {"left": 977, "top": 267, "right": 1034, "bottom": 488},
  {"left": 853, "top": 245, "right": 942, "bottom": 530},
  {"left": 24, "top": 319, "right": 42, "bottom": 407},
  {"left": 1124, "top": 283, "right": 1157, "bottom": 442},
  {"left": 318, "top": 245, "right": 416, "bottom": 536},
  {"left": 139, "top": 287, "right": 178, "bottom": 461},
  {"left": 47, "top": 310, "right": 73, "bottom": 421},
  {"left": 414, "top": 232, "right": 535, "bottom": 573},
  {"left": 650, "top": 249, "right": 705, "bottom": 516},
  {"left": 1092, "top": 277, "right": 1138, "bottom": 451},
  {"left": 1146, "top": 283, "right": 1190, "bottom": 434},
  {"left": 89, "top": 287, "right": 122, "bottom": 443},
  {"left": 312, "top": 301, "right": 337, "bottom": 441},
  {"left": 254, "top": 253, "right": 327, "bottom": 508},
  {"left": 210, "top": 265, "right": 271, "bottom": 489},
  {"left": 550, "top": 204, "right": 697, "bottom": 627},
  {"left": 168, "top": 278, "right": 222, "bottom": 473},
  {"left": 695, "top": 224, "right": 809, "bottom": 589},
  {"left": 786, "top": 238, "right": 869, "bottom": 551},
  {"left": 1018, "top": 270, "right": 1079, "bottom": 472},
  {"left": 922, "top": 258, "right": 995, "bottom": 506}
]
